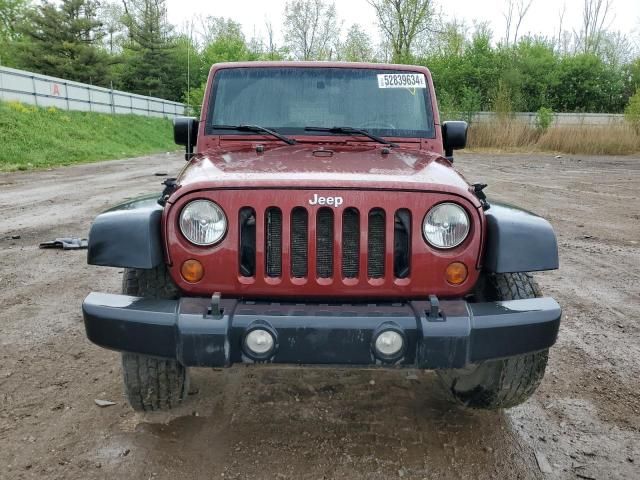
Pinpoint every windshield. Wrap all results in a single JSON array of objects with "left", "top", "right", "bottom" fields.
[{"left": 207, "top": 67, "right": 435, "bottom": 139}]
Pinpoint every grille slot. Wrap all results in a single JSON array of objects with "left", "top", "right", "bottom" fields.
[
  {"left": 367, "top": 208, "right": 385, "bottom": 278},
  {"left": 238, "top": 207, "right": 256, "bottom": 277},
  {"left": 316, "top": 208, "right": 334, "bottom": 278},
  {"left": 265, "top": 207, "right": 282, "bottom": 277},
  {"left": 342, "top": 208, "right": 360, "bottom": 278},
  {"left": 291, "top": 208, "right": 308, "bottom": 277},
  {"left": 394, "top": 209, "right": 411, "bottom": 278}
]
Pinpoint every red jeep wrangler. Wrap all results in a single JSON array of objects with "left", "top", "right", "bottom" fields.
[{"left": 83, "top": 62, "right": 561, "bottom": 411}]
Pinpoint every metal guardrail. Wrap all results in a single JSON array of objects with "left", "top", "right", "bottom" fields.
[{"left": 0, "top": 66, "right": 187, "bottom": 118}]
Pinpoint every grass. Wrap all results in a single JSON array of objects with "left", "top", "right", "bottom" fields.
[
  {"left": 2, "top": 101, "right": 638, "bottom": 171},
  {"left": 0, "top": 101, "right": 178, "bottom": 171},
  {"left": 467, "top": 120, "right": 640, "bottom": 155}
]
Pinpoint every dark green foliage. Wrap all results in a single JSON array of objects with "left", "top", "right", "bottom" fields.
[
  {"left": 548, "top": 53, "right": 626, "bottom": 112},
  {"left": 0, "top": 0, "right": 30, "bottom": 66},
  {"left": 15, "top": 0, "right": 112, "bottom": 86},
  {"left": 118, "top": 0, "right": 181, "bottom": 100},
  {"left": 423, "top": 32, "right": 634, "bottom": 118}
]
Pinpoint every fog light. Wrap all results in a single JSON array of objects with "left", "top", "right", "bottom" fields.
[
  {"left": 244, "top": 329, "right": 275, "bottom": 357},
  {"left": 374, "top": 330, "right": 404, "bottom": 358},
  {"left": 181, "top": 259, "right": 204, "bottom": 283},
  {"left": 445, "top": 261, "right": 468, "bottom": 285}
]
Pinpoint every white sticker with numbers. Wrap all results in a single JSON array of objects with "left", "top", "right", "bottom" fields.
[{"left": 377, "top": 73, "right": 427, "bottom": 89}]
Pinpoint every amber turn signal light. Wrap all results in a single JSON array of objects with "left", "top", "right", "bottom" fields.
[
  {"left": 181, "top": 259, "right": 204, "bottom": 283},
  {"left": 445, "top": 262, "right": 468, "bottom": 285}
]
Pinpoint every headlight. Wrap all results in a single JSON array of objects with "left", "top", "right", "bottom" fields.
[
  {"left": 179, "top": 200, "right": 227, "bottom": 246},
  {"left": 423, "top": 203, "right": 469, "bottom": 248}
]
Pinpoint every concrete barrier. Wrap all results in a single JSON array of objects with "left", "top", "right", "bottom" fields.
[{"left": 470, "top": 111, "right": 624, "bottom": 126}]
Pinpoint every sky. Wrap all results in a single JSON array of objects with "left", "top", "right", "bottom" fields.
[{"left": 165, "top": 0, "right": 640, "bottom": 47}]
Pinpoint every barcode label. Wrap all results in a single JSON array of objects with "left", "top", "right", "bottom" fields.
[{"left": 377, "top": 73, "right": 427, "bottom": 89}]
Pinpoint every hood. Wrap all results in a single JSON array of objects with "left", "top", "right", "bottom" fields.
[{"left": 174, "top": 143, "right": 474, "bottom": 199}]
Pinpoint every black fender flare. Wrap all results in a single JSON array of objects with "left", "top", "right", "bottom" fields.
[
  {"left": 483, "top": 202, "right": 559, "bottom": 273},
  {"left": 87, "top": 194, "right": 164, "bottom": 269}
]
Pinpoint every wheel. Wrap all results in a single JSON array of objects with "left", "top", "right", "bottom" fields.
[
  {"left": 119, "top": 266, "right": 189, "bottom": 411},
  {"left": 437, "top": 272, "right": 550, "bottom": 409}
]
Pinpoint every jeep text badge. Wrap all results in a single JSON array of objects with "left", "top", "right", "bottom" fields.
[{"left": 309, "top": 194, "right": 344, "bottom": 207}]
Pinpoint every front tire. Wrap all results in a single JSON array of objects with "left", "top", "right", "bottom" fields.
[
  {"left": 437, "top": 272, "right": 550, "bottom": 409},
  {"left": 120, "top": 267, "right": 189, "bottom": 412}
]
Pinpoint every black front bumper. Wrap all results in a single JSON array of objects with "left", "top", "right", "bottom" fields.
[{"left": 82, "top": 293, "right": 561, "bottom": 369}]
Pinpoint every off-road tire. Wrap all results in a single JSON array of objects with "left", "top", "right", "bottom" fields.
[
  {"left": 120, "top": 266, "right": 189, "bottom": 412},
  {"left": 437, "top": 272, "right": 549, "bottom": 409}
]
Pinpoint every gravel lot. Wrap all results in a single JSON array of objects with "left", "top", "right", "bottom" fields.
[{"left": 0, "top": 151, "right": 638, "bottom": 479}]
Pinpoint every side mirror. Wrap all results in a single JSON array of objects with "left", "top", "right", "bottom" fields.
[
  {"left": 173, "top": 116, "right": 199, "bottom": 160},
  {"left": 442, "top": 121, "right": 468, "bottom": 161}
]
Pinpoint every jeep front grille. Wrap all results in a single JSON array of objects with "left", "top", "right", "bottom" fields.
[{"left": 239, "top": 205, "right": 412, "bottom": 282}]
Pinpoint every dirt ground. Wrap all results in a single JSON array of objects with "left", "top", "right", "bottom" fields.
[{"left": 0, "top": 151, "right": 638, "bottom": 480}]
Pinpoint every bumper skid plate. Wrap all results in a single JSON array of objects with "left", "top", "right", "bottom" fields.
[{"left": 82, "top": 293, "right": 561, "bottom": 369}]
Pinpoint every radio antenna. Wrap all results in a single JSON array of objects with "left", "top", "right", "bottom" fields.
[
  {"left": 186, "top": 17, "right": 193, "bottom": 154},
  {"left": 187, "top": 18, "right": 192, "bottom": 117}
]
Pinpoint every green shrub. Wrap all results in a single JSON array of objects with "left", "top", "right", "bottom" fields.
[
  {"left": 535, "top": 107, "right": 554, "bottom": 132},
  {"left": 624, "top": 90, "right": 640, "bottom": 134},
  {"left": 438, "top": 87, "right": 481, "bottom": 124}
]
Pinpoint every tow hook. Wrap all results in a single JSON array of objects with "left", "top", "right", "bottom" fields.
[
  {"left": 428, "top": 294, "right": 444, "bottom": 321},
  {"left": 207, "top": 292, "right": 223, "bottom": 319}
]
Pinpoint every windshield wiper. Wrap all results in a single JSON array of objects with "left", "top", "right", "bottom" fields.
[
  {"left": 304, "top": 126, "right": 398, "bottom": 147},
  {"left": 212, "top": 124, "right": 297, "bottom": 145}
]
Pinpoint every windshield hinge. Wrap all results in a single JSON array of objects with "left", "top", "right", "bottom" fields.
[
  {"left": 472, "top": 183, "right": 490, "bottom": 210},
  {"left": 157, "top": 178, "right": 177, "bottom": 206}
]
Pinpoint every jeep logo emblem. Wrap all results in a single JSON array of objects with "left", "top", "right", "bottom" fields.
[{"left": 309, "top": 194, "right": 344, "bottom": 207}]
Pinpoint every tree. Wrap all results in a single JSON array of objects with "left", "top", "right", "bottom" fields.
[
  {"left": 367, "top": 0, "right": 436, "bottom": 63},
  {"left": 264, "top": 21, "right": 288, "bottom": 60},
  {"left": 435, "top": 20, "right": 467, "bottom": 57},
  {"left": 548, "top": 53, "right": 622, "bottom": 112},
  {"left": 503, "top": 0, "right": 533, "bottom": 46},
  {"left": 185, "top": 17, "right": 261, "bottom": 113},
  {"left": 577, "top": 0, "right": 611, "bottom": 55},
  {"left": 17, "top": 0, "right": 111, "bottom": 85},
  {"left": 598, "top": 31, "right": 635, "bottom": 66},
  {"left": 199, "top": 16, "right": 243, "bottom": 46},
  {"left": 119, "top": 0, "right": 181, "bottom": 99},
  {"left": 0, "top": 0, "right": 31, "bottom": 66},
  {"left": 99, "top": 1, "right": 126, "bottom": 54},
  {"left": 340, "top": 24, "right": 375, "bottom": 62},
  {"left": 511, "top": 38, "right": 558, "bottom": 111},
  {"left": 283, "top": 0, "right": 341, "bottom": 60},
  {"left": 173, "top": 30, "right": 203, "bottom": 113},
  {"left": 0, "top": 0, "right": 29, "bottom": 42},
  {"left": 200, "top": 26, "right": 254, "bottom": 66}
]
